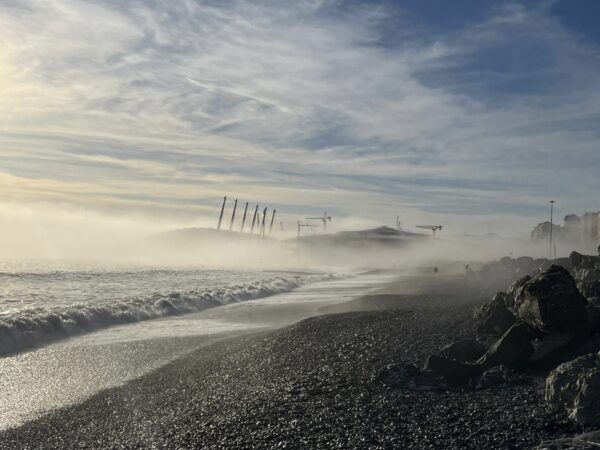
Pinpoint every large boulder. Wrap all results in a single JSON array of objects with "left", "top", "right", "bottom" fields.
[
  {"left": 587, "top": 298, "right": 600, "bottom": 333},
  {"left": 507, "top": 275, "right": 531, "bottom": 304},
  {"left": 439, "top": 339, "right": 487, "bottom": 363},
  {"left": 515, "top": 265, "right": 588, "bottom": 333},
  {"left": 474, "top": 292, "right": 517, "bottom": 337},
  {"left": 570, "top": 251, "right": 585, "bottom": 268},
  {"left": 546, "top": 352, "right": 600, "bottom": 426},
  {"left": 531, "top": 334, "right": 600, "bottom": 372},
  {"left": 423, "top": 355, "right": 483, "bottom": 386},
  {"left": 477, "top": 322, "right": 536, "bottom": 369},
  {"left": 576, "top": 269, "right": 600, "bottom": 299},
  {"left": 537, "top": 430, "right": 600, "bottom": 450},
  {"left": 470, "top": 365, "right": 525, "bottom": 390},
  {"left": 570, "top": 251, "right": 600, "bottom": 270},
  {"left": 529, "top": 331, "right": 583, "bottom": 370}
]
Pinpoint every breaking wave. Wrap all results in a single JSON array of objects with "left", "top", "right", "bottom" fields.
[{"left": 0, "top": 273, "right": 337, "bottom": 357}]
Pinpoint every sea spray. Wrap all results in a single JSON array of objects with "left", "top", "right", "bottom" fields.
[{"left": 0, "top": 273, "right": 339, "bottom": 356}]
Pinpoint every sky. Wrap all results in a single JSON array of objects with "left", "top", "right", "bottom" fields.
[{"left": 1, "top": 0, "right": 600, "bottom": 241}]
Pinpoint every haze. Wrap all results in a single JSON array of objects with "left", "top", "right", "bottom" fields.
[{"left": 1, "top": 0, "right": 599, "bottom": 261}]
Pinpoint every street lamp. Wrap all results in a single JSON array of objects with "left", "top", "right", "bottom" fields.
[{"left": 549, "top": 200, "right": 555, "bottom": 259}]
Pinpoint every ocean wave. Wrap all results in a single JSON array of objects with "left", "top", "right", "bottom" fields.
[{"left": 0, "top": 273, "right": 337, "bottom": 357}]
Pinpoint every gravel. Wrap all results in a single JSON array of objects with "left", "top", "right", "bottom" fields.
[{"left": 0, "top": 275, "right": 588, "bottom": 449}]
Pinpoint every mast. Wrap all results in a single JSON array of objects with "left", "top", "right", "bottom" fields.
[
  {"left": 229, "top": 199, "right": 238, "bottom": 231},
  {"left": 217, "top": 196, "right": 227, "bottom": 230},
  {"left": 269, "top": 209, "right": 276, "bottom": 236},
  {"left": 240, "top": 202, "right": 249, "bottom": 232},
  {"left": 250, "top": 204, "right": 259, "bottom": 234}
]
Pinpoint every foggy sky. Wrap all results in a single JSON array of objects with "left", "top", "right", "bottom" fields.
[{"left": 1, "top": 0, "right": 600, "bottom": 238}]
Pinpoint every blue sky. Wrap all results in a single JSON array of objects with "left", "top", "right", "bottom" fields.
[{"left": 1, "top": 0, "right": 599, "bottom": 236}]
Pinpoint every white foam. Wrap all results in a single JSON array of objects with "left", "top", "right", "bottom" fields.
[{"left": 0, "top": 273, "right": 338, "bottom": 356}]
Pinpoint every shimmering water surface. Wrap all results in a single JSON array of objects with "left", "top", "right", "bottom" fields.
[
  {"left": 0, "top": 260, "right": 336, "bottom": 356},
  {"left": 0, "top": 260, "right": 395, "bottom": 430}
]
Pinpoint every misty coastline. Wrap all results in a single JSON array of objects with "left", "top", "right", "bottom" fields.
[
  {"left": 0, "top": 264, "right": 590, "bottom": 449},
  {"left": 4, "top": 0, "right": 600, "bottom": 447},
  {"left": 0, "top": 269, "right": 339, "bottom": 358}
]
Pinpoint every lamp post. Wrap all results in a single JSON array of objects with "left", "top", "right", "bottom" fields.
[{"left": 549, "top": 200, "right": 555, "bottom": 259}]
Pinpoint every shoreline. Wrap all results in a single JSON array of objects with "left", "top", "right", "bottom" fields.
[
  {"left": 0, "top": 271, "right": 394, "bottom": 432},
  {"left": 0, "top": 272, "right": 585, "bottom": 448}
]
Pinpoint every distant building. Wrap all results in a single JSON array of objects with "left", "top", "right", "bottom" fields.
[
  {"left": 582, "top": 212, "right": 600, "bottom": 250},
  {"left": 530, "top": 211, "right": 600, "bottom": 253}
]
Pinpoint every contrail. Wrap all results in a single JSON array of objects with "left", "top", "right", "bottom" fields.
[
  {"left": 185, "top": 75, "right": 289, "bottom": 113},
  {"left": 185, "top": 76, "right": 219, "bottom": 93}
]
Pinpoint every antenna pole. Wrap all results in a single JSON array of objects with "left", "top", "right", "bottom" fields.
[
  {"left": 229, "top": 199, "right": 238, "bottom": 231},
  {"left": 240, "top": 202, "right": 249, "bottom": 232},
  {"left": 217, "top": 196, "right": 227, "bottom": 230},
  {"left": 549, "top": 200, "right": 555, "bottom": 259},
  {"left": 269, "top": 209, "right": 276, "bottom": 236}
]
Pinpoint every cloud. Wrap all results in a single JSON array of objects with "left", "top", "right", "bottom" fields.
[{"left": 0, "top": 0, "right": 598, "bottom": 237}]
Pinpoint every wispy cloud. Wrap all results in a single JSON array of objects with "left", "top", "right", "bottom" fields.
[{"left": 0, "top": 0, "right": 599, "bottom": 235}]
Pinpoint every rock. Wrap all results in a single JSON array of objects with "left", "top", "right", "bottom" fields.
[
  {"left": 537, "top": 430, "right": 600, "bottom": 449},
  {"left": 545, "top": 352, "right": 600, "bottom": 426},
  {"left": 470, "top": 365, "right": 524, "bottom": 389},
  {"left": 515, "top": 265, "right": 588, "bottom": 333},
  {"left": 423, "top": 354, "right": 483, "bottom": 386},
  {"left": 554, "top": 257, "right": 572, "bottom": 271},
  {"left": 532, "top": 334, "right": 600, "bottom": 372},
  {"left": 476, "top": 257, "right": 548, "bottom": 287},
  {"left": 529, "top": 332, "right": 582, "bottom": 369},
  {"left": 376, "top": 363, "right": 446, "bottom": 391},
  {"left": 439, "top": 339, "right": 487, "bottom": 363},
  {"left": 376, "top": 363, "right": 418, "bottom": 387},
  {"left": 570, "top": 251, "right": 600, "bottom": 270},
  {"left": 477, "top": 322, "right": 536, "bottom": 370},
  {"left": 576, "top": 269, "right": 600, "bottom": 299},
  {"left": 507, "top": 275, "right": 531, "bottom": 304},
  {"left": 587, "top": 298, "right": 600, "bottom": 333},
  {"left": 473, "top": 292, "right": 517, "bottom": 337},
  {"left": 578, "top": 335, "right": 600, "bottom": 355},
  {"left": 570, "top": 251, "right": 584, "bottom": 268}
]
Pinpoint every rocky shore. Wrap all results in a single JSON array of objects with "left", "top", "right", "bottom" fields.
[{"left": 1, "top": 270, "right": 594, "bottom": 449}]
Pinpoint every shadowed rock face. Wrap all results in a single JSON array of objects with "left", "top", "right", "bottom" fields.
[
  {"left": 477, "top": 322, "right": 536, "bottom": 370},
  {"left": 537, "top": 430, "right": 600, "bottom": 450},
  {"left": 546, "top": 352, "right": 600, "bottom": 426},
  {"left": 471, "top": 365, "right": 525, "bottom": 390},
  {"left": 439, "top": 339, "right": 486, "bottom": 363},
  {"left": 473, "top": 292, "right": 516, "bottom": 337},
  {"left": 569, "top": 251, "right": 600, "bottom": 299},
  {"left": 515, "top": 265, "right": 588, "bottom": 334},
  {"left": 423, "top": 355, "right": 483, "bottom": 386},
  {"left": 570, "top": 251, "right": 600, "bottom": 271},
  {"left": 507, "top": 276, "right": 532, "bottom": 305}
]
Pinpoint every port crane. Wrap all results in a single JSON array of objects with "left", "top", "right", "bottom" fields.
[
  {"left": 306, "top": 211, "right": 332, "bottom": 231},
  {"left": 415, "top": 225, "right": 443, "bottom": 236},
  {"left": 297, "top": 221, "right": 317, "bottom": 240}
]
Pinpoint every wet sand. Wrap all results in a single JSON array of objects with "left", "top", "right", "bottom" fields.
[{"left": 0, "top": 273, "right": 585, "bottom": 449}]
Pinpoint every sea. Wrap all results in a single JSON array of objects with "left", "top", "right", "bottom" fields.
[
  {"left": 0, "top": 259, "right": 395, "bottom": 429},
  {"left": 0, "top": 259, "right": 340, "bottom": 356}
]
